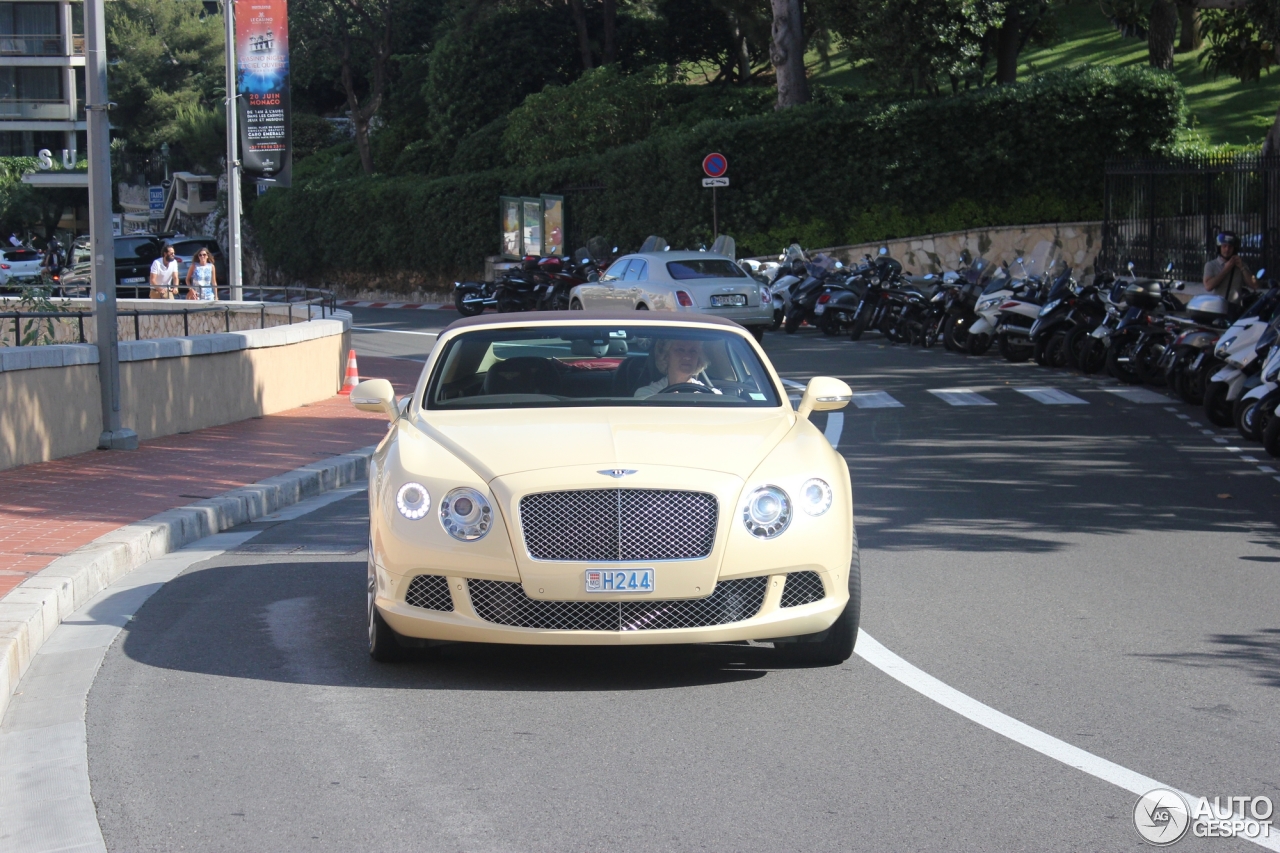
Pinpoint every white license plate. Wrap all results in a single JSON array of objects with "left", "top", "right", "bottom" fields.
[
  {"left": 710, "top": 294, "right": 747, "bottom": 307},
  {"left": 813, "top": 303, "right": 826, "bottom": 315},
  {"left": 122, "top": 276, "right": 146, "bottom": 284},
  {"left": 585, "top": 569, "right": 653, "bottom": 593}
]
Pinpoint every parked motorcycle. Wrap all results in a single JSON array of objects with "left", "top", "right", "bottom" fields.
[
  {"left": 847, "top": 248, "right": 905, "bottom": 341},
  {"left": 1203, "top": 280, "right": 1280, "bottom": 427},
  {"left": 1104, "top": 263, "right": 1185, "bottom": 385}
]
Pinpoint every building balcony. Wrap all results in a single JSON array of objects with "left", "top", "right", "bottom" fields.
[
  {"left": 0, "top": 34, "right": 76, "bottom": 57},
  {"left": 0, "top": 100, "right": 74, "bottom": 120}
]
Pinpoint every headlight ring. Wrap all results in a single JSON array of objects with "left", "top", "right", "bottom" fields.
[
  {"left": 799, "top": 478, "right": 833, "bottom": 516},
  {"left": 742, "top": 485, "right": 792, "bottom": 539},
  {"left": 440, "top": 487, "right": 493, "bottom": 541},
  {"left": 396, "top": 482, "right": 430, "bottom": 520}
]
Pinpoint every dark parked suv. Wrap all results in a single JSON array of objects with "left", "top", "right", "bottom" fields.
[{"left": 115, "top": 234, "right": 163, "bottom": 297}]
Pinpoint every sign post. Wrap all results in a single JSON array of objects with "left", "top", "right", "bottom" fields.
[{"left": 702, "top": 153, "right": 728, "bottom": 239}]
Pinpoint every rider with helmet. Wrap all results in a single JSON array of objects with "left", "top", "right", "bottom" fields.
[{"left": 1203, "top": 231, "right": 1257, "bottom": 305}]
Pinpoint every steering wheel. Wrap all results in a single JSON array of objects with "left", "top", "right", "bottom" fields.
[{"left": 658, "top": 382, "right": 717, "bottom": 394}]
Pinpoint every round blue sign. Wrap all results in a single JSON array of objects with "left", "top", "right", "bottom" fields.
[{"left": 702, "top": 153, "right": 728, "bottom": 178}]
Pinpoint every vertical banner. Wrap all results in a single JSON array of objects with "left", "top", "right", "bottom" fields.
[
  {"left": 236, "top": 0, "right": 291, "bottom": 186},
  {"left": 521, "top": 197, "right": 542, "bottom": 257}
]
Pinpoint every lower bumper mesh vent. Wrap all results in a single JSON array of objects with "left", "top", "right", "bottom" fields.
[
  {"left": 468, "top": 576, "right": 768, "bottom": 631},
  {"left": 405, "top": 574, "right": 453, "bottom": 611},
  {"left": 779, "top": 571, "right": 826, "bottom": 608}
]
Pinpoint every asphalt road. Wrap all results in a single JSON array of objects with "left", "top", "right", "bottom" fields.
[{"left": 78, "top": 316, "right": 1280, "bottom": 851}]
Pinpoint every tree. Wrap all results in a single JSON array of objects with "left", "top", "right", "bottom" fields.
[
  {"left": 292, "top": 0, "right": 413, "bottom": 175},
  {"left": 770, "top": 0, "right": 808, "bottom": 107},
  {"left": 1148, "top": 0, "right": 1178, "bottom": 69},
  {"left": 105, "top": 0, "right": 225, "bottom": 169},
  {"left": 1193, "top": 0, "right": 1280, "bottom": 151}
]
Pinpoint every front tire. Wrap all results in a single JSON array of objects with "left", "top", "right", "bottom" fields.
[
  {"left": 774, "top": 535, "right": 861, "bottom": 666},
  {"left": 1106, "top": 337, "right": 1142, "bottom": 384},
  {"left": 942, "top": 314, "right": 969, "bottom": 352},
  {"left": 784, "top": 309, "right": 804, "bottom": 334},
  {"left": 368, "top": 565, "right": 408, "bottom": 663},
  {"left": 1264, "top": 411, "right": 1280, "bottom": 458},
  {"left": 998, "top": 333, "right": 1032, "bottom": 363},
  {"left": 967, "top": 331, "right": 992, "bottom": 356},
  {"left": 454, "top": 289, "right": 484, "bottom": 316},
  {"left": 570, "top": 298, "right": 583, "bottom": 310},
  {"left": 1204, "top": 380, "right": 1234, "bottom": 427},
  {"left": 1235, "top": 396, "right": 1265, "bottom": 442},
  {"left": 749, "top": 325, "right": 766, "bottom": 343}
]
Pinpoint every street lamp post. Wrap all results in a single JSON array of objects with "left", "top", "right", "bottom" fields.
[
  {"left": 85, "top": 0, "right": 136, "bottom": 451},
  {"left": 223, "top": 0, "right": 242, "bottom": 300}
]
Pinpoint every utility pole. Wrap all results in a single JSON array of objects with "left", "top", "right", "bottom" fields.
[
  {"left": 85, "top": 0, "right": 136, "bottom": 451},
  {"left": 224, "top": 0, "right": 243, "bottom": 300}
]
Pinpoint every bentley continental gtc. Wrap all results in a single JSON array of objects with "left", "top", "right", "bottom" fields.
[{"left": 351, "top": 312, "right": 859, "bottom": 664}]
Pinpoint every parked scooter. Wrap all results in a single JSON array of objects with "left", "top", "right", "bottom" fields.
[
  {"left": 1105, "top": 263, "right": 1185, "bottom": 385},
  {"left": 1203, "top": 280, "right": 1280, "bottom": 426},
  {"left": 847, "top": 248, "right": 905, "bottom": 341}
]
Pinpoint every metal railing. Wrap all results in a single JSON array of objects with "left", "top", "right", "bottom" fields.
[
  {"left": 0, "top": 34, "right": 65, "bottom": 56},
  {"left": 1101, "top": 154, "right": 1280, "bottom": 279},
  {"left": 2, "top": 285, "right": 338, "bottom": 347}
]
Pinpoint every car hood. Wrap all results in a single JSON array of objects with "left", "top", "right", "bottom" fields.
[{"left": 414, "top": 406, "right": 794, "bottom": 481}]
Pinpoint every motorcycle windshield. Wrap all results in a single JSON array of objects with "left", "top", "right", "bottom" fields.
[
  {"left": 1241, "top": 287, "right": 1280, "bottom": 322},
  {"left": 1045, "top": 270, "right": 1073, "bottom": 302},
  {"left": 1015, "top": 240, "right": 1057, "bottom": 278},
  {"left": 981, "top": 269, "right": 1011, "bottom": 295}
]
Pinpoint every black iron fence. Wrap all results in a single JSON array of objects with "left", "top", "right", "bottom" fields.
[{"left": 1100, "top": 154, "right": 1280, "bottom": 280}]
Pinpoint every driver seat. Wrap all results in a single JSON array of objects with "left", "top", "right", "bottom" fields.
[{"left": 612, "top": 354, "right": 662, "bottom": 397}]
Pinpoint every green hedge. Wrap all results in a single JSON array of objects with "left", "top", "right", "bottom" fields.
[{"left": 252, "top": 66, "right": 1185, "bottom": 289}]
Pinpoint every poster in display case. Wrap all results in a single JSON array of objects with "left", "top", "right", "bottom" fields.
[
  {"left": 541, "top": 194, "right": 564, "bottom": 256},
  {"left": 521, "top": 197, "right": 542, "bottom": 257},
  {"left": 500, "top": 196, "right": 521, "bottom": 259}
]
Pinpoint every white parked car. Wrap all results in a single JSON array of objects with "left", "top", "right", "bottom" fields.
[
  {"left": 0, "top": 247, "right": 45, "bottom": 291},
  {"left": 569, "top": 251, "right": 773, "bottom": 341}
]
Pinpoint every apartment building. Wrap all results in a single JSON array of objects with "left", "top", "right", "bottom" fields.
[{"left": 1, "top": 0, "right": 85, "bottom": 165}]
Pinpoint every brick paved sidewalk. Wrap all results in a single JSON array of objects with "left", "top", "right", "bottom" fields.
[{"left": 0, "top": 355, "right": 422, "bottom": 598}]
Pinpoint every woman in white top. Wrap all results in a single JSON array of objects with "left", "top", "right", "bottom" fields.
[
  {"left": 185, "top": 248, "right": 217, "bottom": 301},
  {"left": 634, "top": 339, "right": 721, "bottom": 398}
]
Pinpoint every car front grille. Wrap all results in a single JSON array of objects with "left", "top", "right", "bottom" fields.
[
  {"left": 519, "top": 489, "right": 718, "bottom": 562},
  {"left": 405, "top": 574, "right": 453, "bottom": 611},
  {"left": 779, "top": 571, "right": 826, "bottom": 608},
  {"left": 468, "top": 576, "right": 768, "bottom": 631}
]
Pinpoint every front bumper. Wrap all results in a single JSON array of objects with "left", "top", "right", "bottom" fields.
[
  {"left": 676, "top": 303, "right": 773, "bottom": 327},
  {"left": 376, "top": 568, "right": 847, "bottom": 646}
]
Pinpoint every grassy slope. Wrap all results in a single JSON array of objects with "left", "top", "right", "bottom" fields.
[{"left": 807, "top": 1, "right": 1278, "bottom": 147}]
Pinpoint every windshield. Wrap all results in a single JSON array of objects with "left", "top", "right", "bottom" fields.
[
  {"left": 666, "top": 259, "right": 747, "bottom": 280},
  {"left": 981, "top": 268, "right": 1011, "bottom": 295},
  {"left": 425, "top": 325, "right": 781, "bottom": 410}
]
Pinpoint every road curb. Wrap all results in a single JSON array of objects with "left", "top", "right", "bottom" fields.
[{"left": 0, "top": 445, "right": 376, "bottom": 725}]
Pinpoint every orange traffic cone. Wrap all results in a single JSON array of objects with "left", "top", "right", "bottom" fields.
[{"left": 339, "top": 349, "right": 359, "bottom": 395}]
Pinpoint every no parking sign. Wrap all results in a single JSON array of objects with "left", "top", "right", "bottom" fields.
[{"left": 702, "top": 152, "right": 728, "bottom": 183}]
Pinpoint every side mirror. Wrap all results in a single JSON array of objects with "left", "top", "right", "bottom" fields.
[
  {"left": 878, "top": 247, "right": 889, "bottom": 256},
  {"left": 1258, "top": 268, "right": 1267, "bottom": 278},
  {"left": 350, "top": 378, "right": 398, "bottom": 422},
  {"left": 1127, "top": 261, "right": 1135, "bottom": 272},
  {"left": 797, "top": 376, "right": 853, "bottom": 419},
  {"left": 1174, "top": 281, "right": 1186, "bottom": 291}
]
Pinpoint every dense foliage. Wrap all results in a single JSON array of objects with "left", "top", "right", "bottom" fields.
[{"left": 251, "top": 67, "right": 1184, "bottom": 289}]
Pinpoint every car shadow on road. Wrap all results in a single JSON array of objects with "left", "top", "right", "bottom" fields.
[{"left": 110, "top": 558, "right": 807, "bottom": 692}]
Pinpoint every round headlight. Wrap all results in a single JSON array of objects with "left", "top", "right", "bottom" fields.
[
  {"left": 799, "top": 478, "right": 833, "bottom": 516},
  {"left": 396, "top": 482, "right": 430, "bottom": 520},
  {"left": 440, "top": 487, "right": 493, "bottom": 541},
  {"left": 742, "top": 486, "right": 791, "bottom": 539}
]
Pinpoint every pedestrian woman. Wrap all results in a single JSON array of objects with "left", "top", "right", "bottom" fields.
[{"left": 185, "top": 248, "right": 217, "bottom": 301}]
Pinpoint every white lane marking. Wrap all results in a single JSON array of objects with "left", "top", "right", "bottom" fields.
[
  {"left": 1164, "top": 406, "right": 1180, "bottom": 412},
  {"left": 1185, "top": 418, "right": 1199, "bottom": 424},
  {"left": 1014, "top": 387, "right": 1088, "bottom": 405},
  {"left": 351, "top": 327, "right": 440, "bottom": 337},
  {"left": 849, "top": 391, "right": 904, "bottom": 409},
  {"left": 1259, "top": 466, "right": 1277, "bottom": 473},
  {"left": 928, "top": 388, "right": 996, "bottom": 407},
  {"left": 1214, "top": 438, "right": 1229, "bottom": 444},
  {"left": 1201, "top": 429, "right": 1217, "bottom": 435},
  {"left": 855, "top": 631, "right": 1280, "bottom": 851},
  {"left": 1226, "top": 446, "right": 1242, "bottom": 452},
  {"left": 780, "top": 377, "right": 808, "bottom": 390},
  {"left": 1104, "top": 388, "right": 1170, "bottom": 404},
  {"left": 823, "top": 413, "right": 844, "bottom": 449},
  {"left": 1240, "top": 455, "right": 1259, "bottom": 462},
  {"left": 1274, "top": 475, "right": 1280, "bottom": 484}
]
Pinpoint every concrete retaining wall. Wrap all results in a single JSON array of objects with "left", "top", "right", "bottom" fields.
[
  {"left": 0, "top": 314, "right": 351, "bottom": 471},
  {"left": 799, "top": 221, "right": 1105, "bottom": 279}
]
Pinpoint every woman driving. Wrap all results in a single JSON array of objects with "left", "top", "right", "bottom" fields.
[{"left": 634, "top": 339, "right": 722, "bottom": 398}]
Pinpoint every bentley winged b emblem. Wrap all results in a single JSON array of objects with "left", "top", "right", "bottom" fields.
[{"left": 598, "top": 468, "right": 638, "bottom": 478}]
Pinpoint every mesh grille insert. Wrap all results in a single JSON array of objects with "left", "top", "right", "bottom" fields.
[
  {"left": 468, "top": 576, "right": 768, "bottom": 631},
  {"left": 405, "top": 574, "right": 453, "bottom": 612},
  {"left": 779, "top": 571, "right": 826, "bottom": 608},
  {"left": 519, "top": 489, "right": 718, "bottom": 562}
]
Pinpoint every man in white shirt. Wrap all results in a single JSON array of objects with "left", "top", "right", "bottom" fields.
[
  {"left": 1203, "top": 231, "right": 1257, "bottom": 306},
  {"left": 149, "top": 243, "right": 179, "bottom": 299}
]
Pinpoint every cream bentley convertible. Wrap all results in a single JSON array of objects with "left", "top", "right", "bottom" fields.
[{"left": 351, "top": 312, "right": 859, "bottom": 664}]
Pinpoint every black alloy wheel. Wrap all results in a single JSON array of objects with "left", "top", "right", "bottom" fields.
[
  {"left": 1134, "top": 341, "right": 1168, "bottom": 387},
  {"left": 1235, "top": 396, "right": 1266, "bottom": 442},
  {"left": 848, "top": 308, "right": 871, "bottom": 341},
  {"left": 942, "top": 314, "right": 969, "bottom": 352},
  {"left": 454, "top": 289, "right": 485, "bottom": 316},
  {"left": 1077, "top": 334, "right": 1109, "bottom": 374},
  {"left": 1063, "top": 325, "right": 1090, "bottom": 370},
  {"left": 1263, "top": 409, "right": 1280, "bottom": 458},
  {"left": 570, "top": 298, "right": 584, "bottom": 310},
  {"left": 818, "top": 312, "right": 841, "bottom": 336},
  {"left": 1106, "top": 337, "right": 1143, "bottom": 384},
  {"left": 967, "top": 331, "right": 993, "bottom": 356}
]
